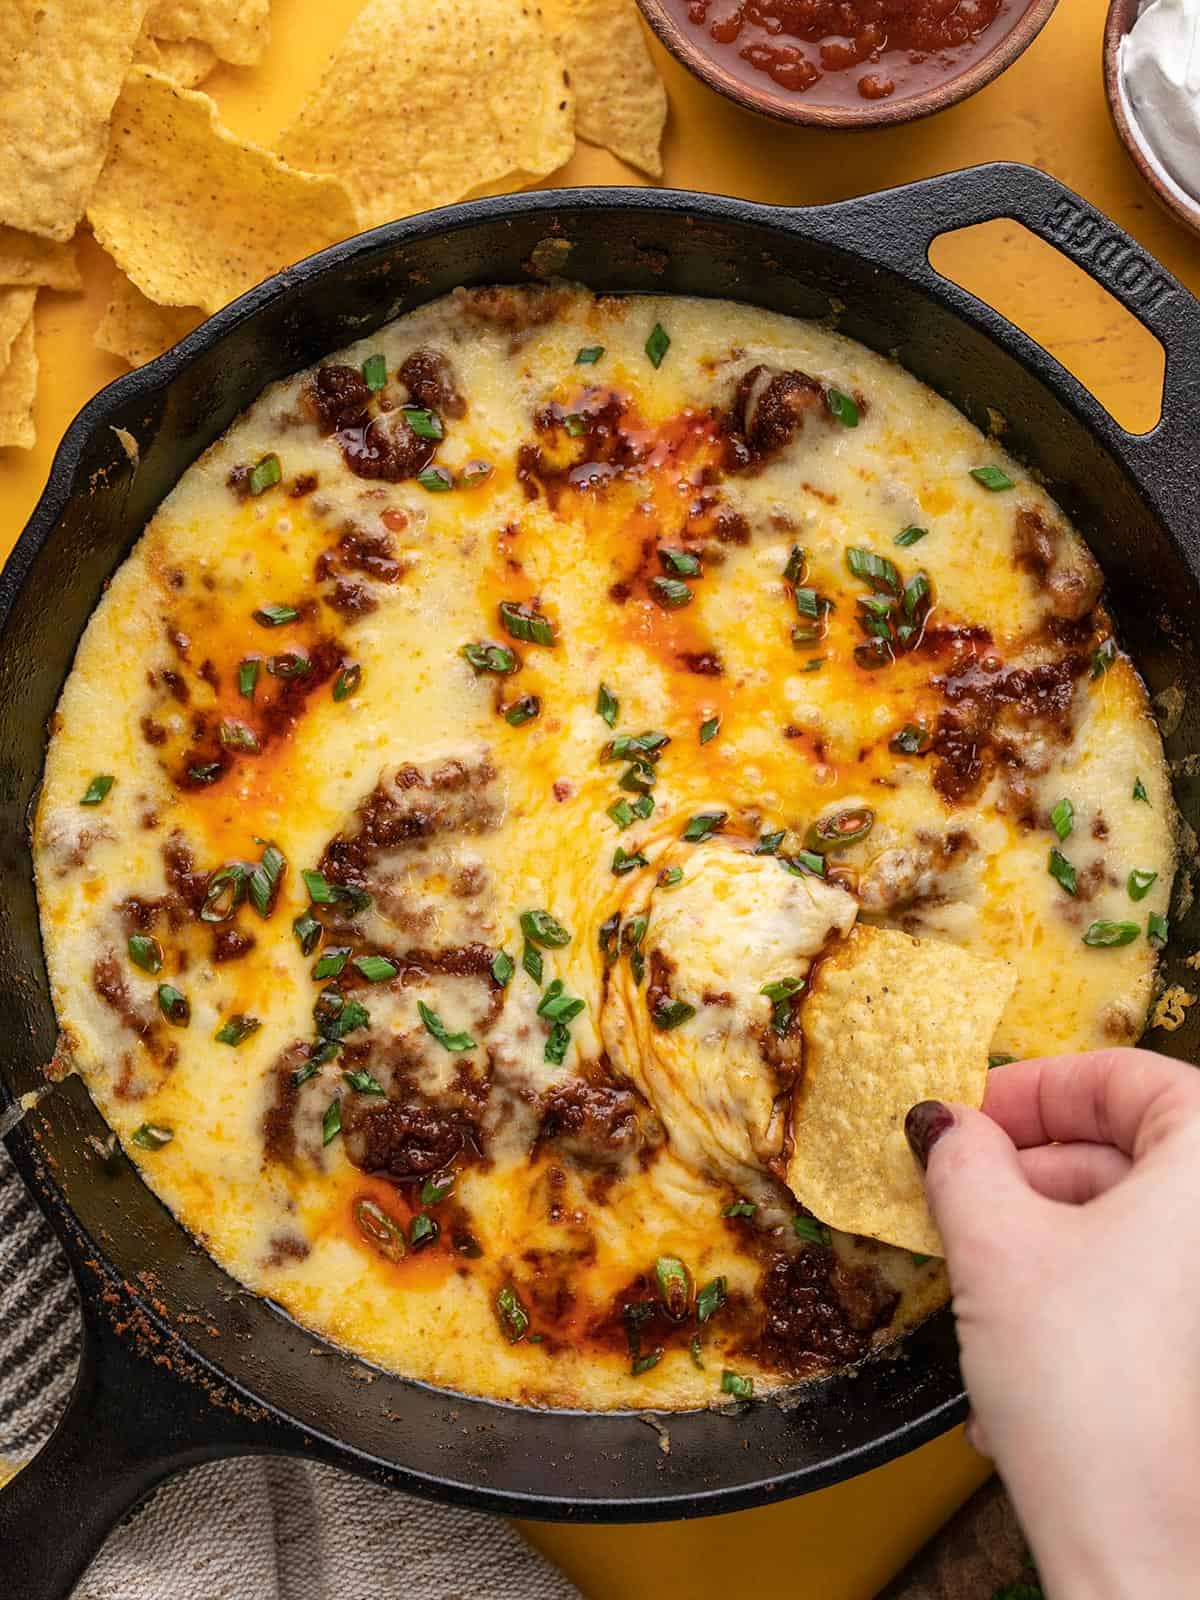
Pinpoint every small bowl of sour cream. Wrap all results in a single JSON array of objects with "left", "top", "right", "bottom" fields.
[{"left": 1105, "top": 0, "right": 1200, "bottom": 237}]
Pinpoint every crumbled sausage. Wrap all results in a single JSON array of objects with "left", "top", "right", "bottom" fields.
[
  {"left": 1014, "top": 506, "right": 1103, "bottom": 621},
  {"left": 399, "top": 348, "right": 466, "bottom": 419}
]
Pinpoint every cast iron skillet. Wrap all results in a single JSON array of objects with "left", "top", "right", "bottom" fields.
[{"left": 2, "top": 162, "right": 1200, "bottom": 1600}]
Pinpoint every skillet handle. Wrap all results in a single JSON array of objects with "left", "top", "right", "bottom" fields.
[
  {"left": 0, "top": 1278, "right": 280, "bottom": 1600},
  {"left": 816, "top": 161, "right": 1200, "bottom": 519}
]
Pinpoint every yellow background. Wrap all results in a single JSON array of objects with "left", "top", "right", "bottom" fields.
[{"left": 2, "top": 0, "right": 1196, "bottom": 1594}]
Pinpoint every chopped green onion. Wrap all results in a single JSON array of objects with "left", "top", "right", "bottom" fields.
[
  {"left": 418, "top": 1000, "right": 476, "bottom": 1052},
  {"left": 1133, "top": 776, "right": 1149, "bottom": 803},
  {"left": 343, "top": 1068, "right": 385, "bottom": 1095},
  {"left": 361, "top": 352, "right": 386, "bottom": 391},
  {"left": 267, "top": 651, "right": 311, "bottom": 680},
  {"left": 563, "top": 412, "right": 587, "bottom": 438},
  {"left": 696, "top": 1276, "right": 727, "bottom": 1323},
  {"left": 491, "top": 949, "right": 514, "bottom": 987},
  {"left": 354, "top": 1197, "right": 406, "bottom": 1261},
  {"left": 805, "top": 806, "right": 874, "bottom": 853},
  {"left": 459, "top": 460, "right": 493, "bottom": 488},
  {"left": 421, "top": 1177, "right": 454, "bottom": 1205},
  {"left": 313, "top": 946, "right": 350, "bottom": 979},
  {"left": 783, "top": 545, "right": 806, "bottom": 584},
  {"left": 402, "top": 406, "right": 443, "bottom": 441},
  {"left": 649, "top": 576, "right": 693, "bottom": 608},
  {"left": 902, "top": 571, "right": 931, "bottom": 620},
  {"left": 655, "top": 1256, "right": 691, "bottom": 1320},
  {"left": 988, "top": 1053, "right": 1016, "bottom": 1069},
  {"left": 248, "top": 453, "right": 282, "bottom": 496},
  {"left": 1050, "top": 797, "right": 1074, "bottom": 841},
  {"left": 128, "top": 934, "right": 162, "bottom": 974},
  {"left": 761, "top": 977, "right": 804, "bottom": 1003},
  {"left": 597, "top": 682, "right": 619, "bottom": 726},
  {"left": 463, "top": 642, "right": 518, "bottom": 676},
  {"left": 723, "top": 1200, "right": 756, "bottom": 1219},
  {"left": 1148, "top": 912, "right": 1169, "bottom": 950},
  {"left": 682, "top": 811, "right": 726, "bottom": 843},
  {"left": 631, "top": 1349, "right": 663, "bottom": 1376},
  {"left": 802, "top": 657, "right": 826, "bottom": 672},
  {"left": 971, "top": 465, "right": 1014, "bottom": 491},
  {"left": 651, "top": 997, "right": 695, "bottom": 1031},
  {"left": 754, "top": 831, "right": 784, "bottom": 856},
  {"left": 911, "top": 1253, "right": 933, "bottom": 1267},
  {"left": 354, "top": 954, "right": 398, "bottom": 982},
  {"left": 618, "top": 758, "right": 657, "bottom": 794},
  {"left": 293, "top": 911, "right": 322, "bottom": 956},
  {"left": 253, "top": 603, "right": 299, "bottom": 627},
  {"left": 248, "top": 841, "right": 286, "bottom": 918},
  {"left": 1082, "top": 920, "right": 1140, "bottom": 948},
  {"left": 660, "top": 546, "right": 701, "bottom": 577},
  {"left": 645, "top": 322, "right": 670, "bottom": 368},
  {"left": 657, "top": 865, "right": 683, "bottom": 888},
  {"left": 322, "top": 1097, "right": 342, "bottom": 1145},
  {"left": 794, "top": 587, "right": 822, "bottom": 620},
  {"left": 632, "top": 793, "right": 654, "bottom": 819},
  {"left": 1091, "top": 638, "right": 1117, "bottom": 679},
  {"left": 1128, "top": 868, "right": 1157, "bottom": 902},
  {"left": 825, "top": 387, "right": 858, "bottom": 427},
  {"left": 238, "top": 659, "right": 260, "bottom": 698},
  {"left": 721, "top": 1370, "right": 753, "bottom": 1399},
  {"left": 1048, "top": 848, "right": 1077, "bottom": 896},
  {"left": 699, "top": 716, "right": 720, "bottom": 745},
  {"left": 215, "top": 1013, "right": 260, "bottom": 1046},
  {"left": 188, "top": 763, "right": 222, "bottom": 785},
  {"left": 218, "top": 719, "right": 260, "bottom": 754},
  {"left": 202, "top": 863, "right": 249, "bottom": 925},
  {"left": 612, "top": 846, "right": 648, "bottom": 875},
  {"left": 132, "top": 1123, "right": 173, "bottom": 1151},
  {"left": 781, "top": 850, "right": 826, "bottom": 878},
  {"left": 302, "top": 868, "right": 336, "bottom": 904},
  {"left": 522, "top": 942, "right": 544, "bottom": 984},
  {"left": 895, "top": 525, "right": 928, "bottom": 547},
  {"left": 499, "top": 601, "right": 555, "bottom": 647},
  {"left": 689, "top": 1336, "right": 705, "bottom": 1370},
  {"left": 497, "top": 1285, "right": 530, "bottom": 1343},
  {"left": 156, "top": 984, "right": 190, "bottom": 1027},
  {"left": 409, "top": 1214, "right": 439, "bottom": 1249},
  {"left": 606, "top": 731, "right": 670, "bottom": 760},
  {"left": 545, "top": 1020, "right": 571, "bottom": 1065},
  {"left": 890, "top": 724, "right": 930, "bottom": 755},
  {"left": 793, "top": 1214, "right": 831, "bottom": 1246},
  {"left": 333, "top": 663, "right": 362, "bottom": 702},
  {"left": 608, "top": 798, "right": 635, "bottom": 829},
  {"left": 80, "top": 775, "right": 115, "bottom": 806},
  {"left": 313, "top": 991, "right": 370, "bottom": 1041},
  {"left": 417, "top": 466, "right": 454, "bottom": 493},
  {"left": 504, "top": 695, "right": 540, "bottom": 727},
  {"left": 536, "top": 980, "right": 585, "bottom": 1024},
  {"left": 598, "top": 913, "right": 621, "bottom": 964},
  {"left": 576, "top": 345, "right": 604, "bottom": 365},
  {"left": 846, "top": 547, "right": 900, "bottom": 594},
  {"left": 520, "top": 909, "right": 571, "bottom": 948}
]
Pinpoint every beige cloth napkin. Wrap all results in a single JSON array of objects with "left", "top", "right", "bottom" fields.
[{"left": 0, "top": 1140, "right": 580, "bottom": 1600}]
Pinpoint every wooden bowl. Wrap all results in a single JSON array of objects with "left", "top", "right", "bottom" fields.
[
  {"left": 1104, "top": 0, "right": 1200, "bottom": 239},
  {"left": 636, "top": 0, "right": 1060, "bottom": 128}
]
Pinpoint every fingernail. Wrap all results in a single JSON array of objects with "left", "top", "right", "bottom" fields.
[{"left": 905, "top": 1100, "right": 955, "bottom": 1168}]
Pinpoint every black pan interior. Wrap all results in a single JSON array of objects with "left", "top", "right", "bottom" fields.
[{"left": 3, "top": 172, "right": 1199, "bottom": 1520}]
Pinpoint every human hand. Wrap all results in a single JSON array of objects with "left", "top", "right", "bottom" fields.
[{"left": 906, "top": 1049, "right": 1200, "bottom": 1600}]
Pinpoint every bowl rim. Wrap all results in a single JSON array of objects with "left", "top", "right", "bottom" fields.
[
  {"left": 1103, "top": 0, "right": 1200, "bottom": 241},
  {"left": 635, "top": 0, "right": 1060, "bottom": 129}
]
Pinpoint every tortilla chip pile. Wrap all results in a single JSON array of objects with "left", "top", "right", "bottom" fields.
[
  {"left": 0, "top": 0, "right": 668, "bottom": 450},
  {"left": 787, "top": 927, "right": 1016, "bottom": 1258}
]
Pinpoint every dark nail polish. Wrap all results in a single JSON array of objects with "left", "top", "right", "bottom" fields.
[{"left": 905, "top": 1100, "right": 955, "bottom": 1168}]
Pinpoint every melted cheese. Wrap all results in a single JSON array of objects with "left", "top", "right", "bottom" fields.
[{"left": 34, "top": 287, "right": 1175, "bottom": 1410}]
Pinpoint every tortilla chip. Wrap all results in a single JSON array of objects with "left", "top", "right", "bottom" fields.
[
  {"left": 540, "top": 0, "right": 666, "bottom": 177},
  {"left": 144, "top": 0, "right": 268, "bottom": 66},
  {"left": 95, "top": 271, "right": 202, "bottom": 367},
  {"left": 787, "top": 927, "right": 1016, "bottom": 1257},
  {"left": 0, "top": 1, "right": 150, "bottom": 241},
  {"left": 278, "top": 0, "right": 575, "bottom": 228},
  {"left": 133, "top": 31, "right": 218, "bottom": 87},
  {"left": 87, "top": 68, "right": 358, "bottom": 316},
  {"left": 0, "top": 313, "right": 39, "bottom": 451},
  {"left": 0, "top": 288, "right": 37, "bottom": 370},
  {"left": 0, "top": 229, "right": 82, "bottom": 291}
]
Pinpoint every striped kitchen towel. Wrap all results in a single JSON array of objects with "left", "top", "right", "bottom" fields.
[{"left": 0, "top": 1138, "right": 579, "bottom": 1600}]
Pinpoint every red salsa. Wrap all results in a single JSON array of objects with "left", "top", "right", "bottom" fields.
[{"left": 674, "top": 0, "right": 1014, "bottom": 104}]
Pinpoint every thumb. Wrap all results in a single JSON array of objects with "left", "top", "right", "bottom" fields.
[{"left": 906, "top": 1099, "right": 1041, "bottom": 1265}]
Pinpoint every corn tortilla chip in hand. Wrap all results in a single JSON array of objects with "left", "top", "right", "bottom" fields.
[
  {"left": 787, "top": 926, "right": 1016, "bottom": 1258},
  {"left": 540, "top": 0, "right": 667, "bottom": 177},
  {"left": 279, "top": 0, "right": 575, "bottom": 228},
  {"left": 0, "top": 0, "right": 150, "bottom": 242},
  {"left": 88, "top": 68, "right": 358, "bottom": 316}
]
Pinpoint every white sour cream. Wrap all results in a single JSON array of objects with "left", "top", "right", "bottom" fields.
[{"left": 1120, "top": 0, "right": 1200, "bottom": 205}]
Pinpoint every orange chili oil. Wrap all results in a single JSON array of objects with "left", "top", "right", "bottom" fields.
[{"left": 674, "top": 0, "right": 1012, "bottom": 104}]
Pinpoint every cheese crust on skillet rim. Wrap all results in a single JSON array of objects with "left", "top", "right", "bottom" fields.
[{"left": 34, "top": 286, "right": 1175, "bottom": 1410}]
